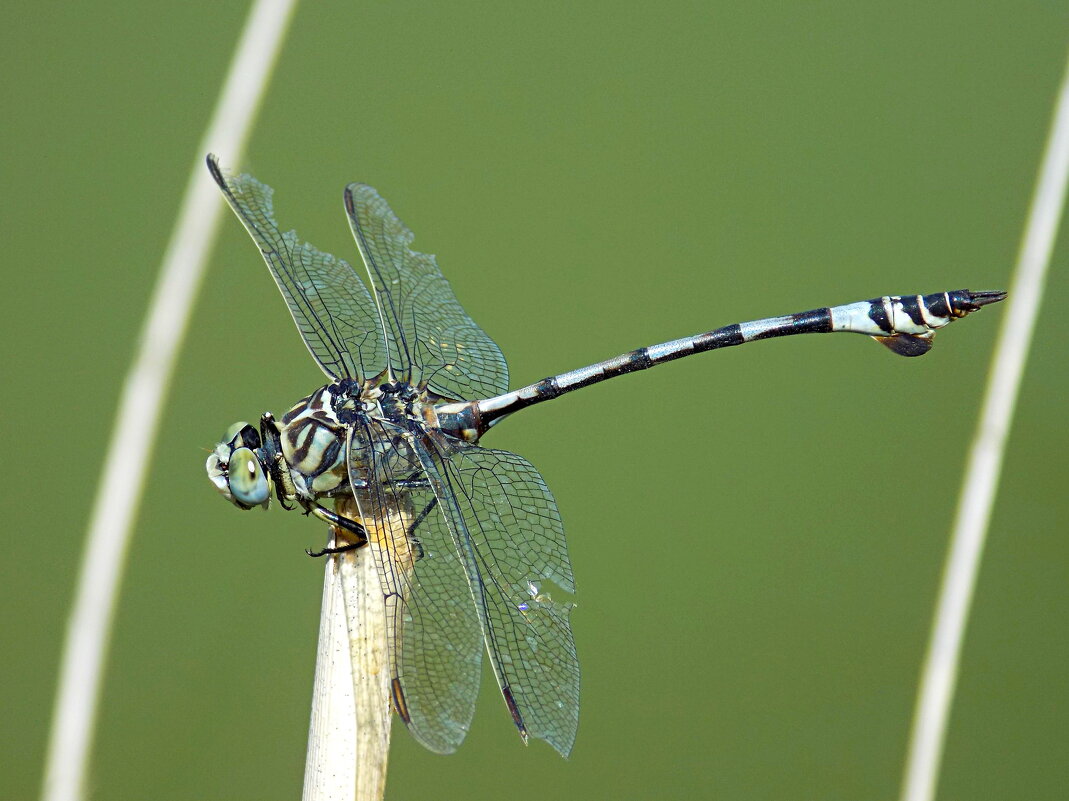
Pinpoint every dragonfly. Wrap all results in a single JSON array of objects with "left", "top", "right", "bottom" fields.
[{"left": 204, "top": 154, "right": 1005, "bottom": 758}]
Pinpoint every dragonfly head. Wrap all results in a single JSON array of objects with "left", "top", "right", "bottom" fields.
[{"left": 206, "top": 422, "right": 273, "bottom": 510}]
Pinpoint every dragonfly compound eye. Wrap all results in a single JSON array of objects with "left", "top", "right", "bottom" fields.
[
  {"left": 227, "top": 447, "right": 271, "bottom": 508},
  {"left": 223, "top": 421, "right": 261, "bottom": 450}
]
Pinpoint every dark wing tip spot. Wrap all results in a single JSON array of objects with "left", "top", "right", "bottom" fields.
[
  {"left": 391, "top": 677, "right": 412, "bottom": 724},
  {"left": 206, "top": 153, "right": 227, "bottom": 189},
  {"left": 502, "top": 685, "right": 529, "bottom": 742}
]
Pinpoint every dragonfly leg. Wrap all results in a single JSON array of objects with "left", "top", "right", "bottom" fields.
[
  {"left": 405, "top": 496, "right": 438, "bottom": 560},
  {"left": 388, "top": 470, "right": 431, "bottom": 491},
  {"left": 305, "top": 542, "right": 361, "bottom": 557},
  {"left": 391, "top": 478, "right": 432, "bottom": 490},
  {"left": 259, "top": 412, "right": 296, "bottom": 509},
  {"left": 303, "top": 501, "right": 368, "bottom": 557}
]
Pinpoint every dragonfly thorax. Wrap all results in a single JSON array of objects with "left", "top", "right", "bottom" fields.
[{"left": 275, "top": 379, "right": 440, "bottom": 497}]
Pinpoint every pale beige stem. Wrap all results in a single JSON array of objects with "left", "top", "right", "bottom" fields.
[
  {"left": 899, "top": 49, "right": 1069, "bottom": 801},
  {"left": 303, "top": 499, "right": 392, "bottom": 801}
]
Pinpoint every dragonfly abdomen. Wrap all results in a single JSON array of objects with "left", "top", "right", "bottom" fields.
[{"left": 466, "top": 289, "right": 1005, "bottom": 428}]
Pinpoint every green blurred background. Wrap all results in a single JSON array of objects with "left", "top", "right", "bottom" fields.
[{"left": 3, "top": 2, "right": 1067, "bottom": 799}]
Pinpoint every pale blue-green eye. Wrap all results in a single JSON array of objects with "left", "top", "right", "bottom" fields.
[
  {"left": 228, "top": 447, "right": 270, "bottom": 507},
  {"left": 223, "top": 421, "right": 250, "bottom": 443}
]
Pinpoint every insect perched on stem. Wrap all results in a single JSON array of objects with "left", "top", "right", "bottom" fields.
[{"left": 204, "top": 154, "right": 1005, "bottom": 756}]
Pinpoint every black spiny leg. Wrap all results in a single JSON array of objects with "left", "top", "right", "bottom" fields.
[
  {"left": 259, "top": 412, "right": 295, "bottom": 510},
  {"left": 303, "top": 501, "right": 368, "bottom": 557},
  {"left": 373, "top": 470, "right": 436, "bottom": 561},
  {"left": 405, "top": 496, "right": 438, "bottom": 560},
  {"left": 306, "top": 541, "right": 362, "bottom": 558}
]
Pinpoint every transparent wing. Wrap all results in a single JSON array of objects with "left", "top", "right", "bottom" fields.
[
  {"left": 343, "top": 183, "right": 509, "bottom": 400},
  {"left": 208, "top": 155, "right": 387, "bottom": 381},
  {"left": 346, "top": 421, "right": 483, "bottom": 754},
  {"left": 414, "top": 436, "right": 580, "bottom": 757}
]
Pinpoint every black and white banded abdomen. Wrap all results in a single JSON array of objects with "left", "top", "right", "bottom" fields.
[
  {"left": 828, "top": 290, "right": 1003, "bottom": 356},
  {"left": 461, "top": 288, "right": 1006, "bottom": 431}
]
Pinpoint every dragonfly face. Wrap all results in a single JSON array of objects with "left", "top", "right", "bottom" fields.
[
  {"left": 206, "top": 422, "right": 272, "bottom": 509},
  {"left": 204, "top": 154, "right": 1004, "bottom": 759}
]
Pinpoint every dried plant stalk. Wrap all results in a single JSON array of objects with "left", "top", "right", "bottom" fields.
[{"left": 304, "top": 496, "right": 392, "bottom": 801}]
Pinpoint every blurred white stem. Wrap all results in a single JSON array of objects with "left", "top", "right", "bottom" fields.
[
  {"left": 304, "top": 510, "right": 392, "bottom": 801},
  {"left": 899, "top": 51, "right": 1069, "bottom": 801},
  {"left": 40, "top": 2, "right": 298, "bottom": 800}
]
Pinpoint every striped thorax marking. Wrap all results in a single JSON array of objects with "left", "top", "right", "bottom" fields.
[
  {"left": 279, "top": 387, "right": 349, "bottom": 495},
  {"left": 277, "top": 379, "right": 450, "bottom": 496}
]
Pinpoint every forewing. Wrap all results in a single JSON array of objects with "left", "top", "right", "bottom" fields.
[
  {"left": 415, "top": 438, "right": 580, "bottom": 757},
  {"left": 343, "top": 184, "right": 509, "bottom": 400},
  {"left": 208, "top": 156, "right": 387, "bottom": 381},
  {"left": 346, "top": 421, "right": 482, "bottom": 754}
]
